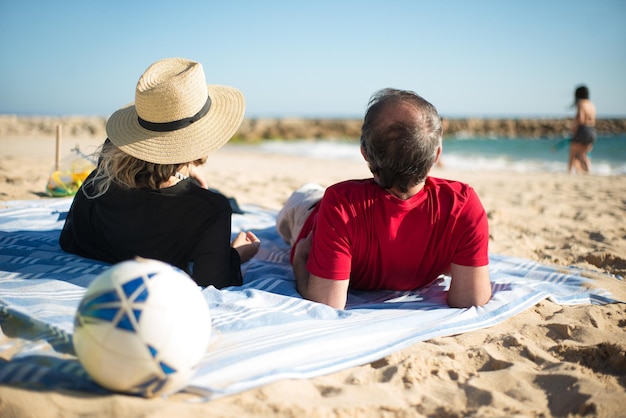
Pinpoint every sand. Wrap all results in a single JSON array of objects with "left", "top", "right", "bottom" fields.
[{"left": 0, "top": 135, "right": 625, "bottom": 418}]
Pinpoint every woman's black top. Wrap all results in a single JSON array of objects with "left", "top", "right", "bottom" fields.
[{"left": 59, "top": 173, "right": 242, "bottom": 289}]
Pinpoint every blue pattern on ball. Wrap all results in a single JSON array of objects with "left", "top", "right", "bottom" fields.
[{"left": 77, "top": 273, "right": 156, "bottom": 332}]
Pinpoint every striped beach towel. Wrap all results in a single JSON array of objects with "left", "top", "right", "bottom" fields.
[{"left": 0, "top": 199, "right": 620, "bottom": 399}]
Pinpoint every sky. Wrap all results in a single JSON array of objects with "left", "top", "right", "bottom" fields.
[{"left": 1, "top": 0, "right": 625, "bottom": 118}]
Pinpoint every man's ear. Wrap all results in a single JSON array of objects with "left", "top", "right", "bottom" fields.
[
  {"left": 360, "top": 145, "right": 368, "bottom": 162},
  {"left": 434, "top": 145, "right": 442, "bottom": 163}
]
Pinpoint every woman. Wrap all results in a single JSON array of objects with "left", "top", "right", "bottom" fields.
[
  {"left": 568, "top": 85, "right": 596, "bottom": 174},
  {"left": 60, "top": 57, "right": 260, "bottom": 289}
]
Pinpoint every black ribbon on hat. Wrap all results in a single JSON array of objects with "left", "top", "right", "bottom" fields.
[{"left": 138, "top": 96, "right": 212, "bottom": 132}]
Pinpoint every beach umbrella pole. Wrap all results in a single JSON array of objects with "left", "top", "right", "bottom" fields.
[{"left": 55, "top": 124, "right": 61, "bottom": 171}]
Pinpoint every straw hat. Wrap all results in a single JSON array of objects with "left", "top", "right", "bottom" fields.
[{"left": 106, "top": 58, "right": 245, "bottom": 164}]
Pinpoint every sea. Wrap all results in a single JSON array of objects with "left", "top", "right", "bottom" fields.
[{"left": 253, "top": 135, "right": 626, "bottom": 176}]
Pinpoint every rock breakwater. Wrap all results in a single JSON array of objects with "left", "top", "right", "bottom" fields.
[{"left": 1, "top": 115, "right": 625, "bottom": 141}]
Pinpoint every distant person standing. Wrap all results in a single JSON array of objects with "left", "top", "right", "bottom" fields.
[{"left": 568, "top": 85, "right": 596, "bottom": 174}]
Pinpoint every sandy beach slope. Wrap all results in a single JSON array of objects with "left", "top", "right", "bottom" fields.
[{"left": 0, "top": 135, "right": 625, "bottom": 417}]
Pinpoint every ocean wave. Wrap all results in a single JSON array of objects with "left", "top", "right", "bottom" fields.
[
  {"left": 437, "top": 154, "right": 625, "bottom": 175},
  {"left": 255, "top": 139, "right": 626, "bottom": 176}
]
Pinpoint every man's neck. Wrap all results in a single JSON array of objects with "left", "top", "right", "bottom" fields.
[
  {"left": 386, "top": 182, "right": 425, "bottom": 200},
  {"left": 372, "top": 175, "right": 427, "bottom": 200}
]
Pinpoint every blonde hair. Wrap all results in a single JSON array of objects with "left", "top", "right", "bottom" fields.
[{"left": 83, "top": 141, "right": 207, "bottom": 198}]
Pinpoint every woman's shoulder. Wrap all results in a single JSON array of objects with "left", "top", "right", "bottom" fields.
[{"left": 161, "top": 180, "right": 232, "bottom": 208}]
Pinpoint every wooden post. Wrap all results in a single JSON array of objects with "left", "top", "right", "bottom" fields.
[{"left": 55, "top": 124, "right": 62, "bottom": 171}]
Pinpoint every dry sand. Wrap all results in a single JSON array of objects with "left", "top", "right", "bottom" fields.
[{"left": 0, "top": 135, "right": 625, "bottom": 417}]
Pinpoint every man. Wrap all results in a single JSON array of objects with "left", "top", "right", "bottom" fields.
[{"left": 277, "top": 88, "right": 491, "bottom": 309}]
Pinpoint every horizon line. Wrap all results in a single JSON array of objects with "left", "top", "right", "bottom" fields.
[{"left": 2, "top": 112, "right": 626, "bottom": 120}]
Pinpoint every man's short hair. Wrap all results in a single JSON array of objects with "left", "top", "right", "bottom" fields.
[{"left": 360, "top": 88, "right": 442, "bottom": 193}]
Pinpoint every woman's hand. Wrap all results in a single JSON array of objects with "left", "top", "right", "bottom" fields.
[
  {"left": 232, "top": 231, "right": 261, "bottom": 263},
  {"left": 188, "top": 164, "right": 208, "bottom": 189}
]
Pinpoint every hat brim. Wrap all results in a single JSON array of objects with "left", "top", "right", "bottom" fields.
[{"left": 106, "top": 85, "right": 245, "bottom": 164}]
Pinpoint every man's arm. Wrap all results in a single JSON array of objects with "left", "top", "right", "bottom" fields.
[
  {"left": 447, "top": 263, "right": 491, "bottom": 308},
  {"left": 292, "top": 234, "right": 349, "bottom": 309}
]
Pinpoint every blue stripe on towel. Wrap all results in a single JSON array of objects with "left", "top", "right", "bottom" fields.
[{"left": 0, "top": 199, "right": 621, "bottom": 400}]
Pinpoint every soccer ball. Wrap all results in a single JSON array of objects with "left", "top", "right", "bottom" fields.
[{"left": 73, "top": 258, "right": 212, "bottom": 397}]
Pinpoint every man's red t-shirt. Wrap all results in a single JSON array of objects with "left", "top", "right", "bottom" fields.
[{"left": 294, "top": 177, "right": 489, "bottom": 291}]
